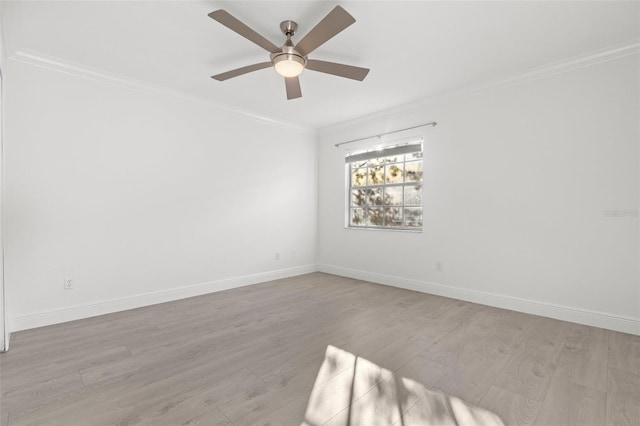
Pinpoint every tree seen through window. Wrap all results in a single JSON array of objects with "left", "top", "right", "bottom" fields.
[{"left": 347, "top": 142, "right": 423, "bottom": 229}]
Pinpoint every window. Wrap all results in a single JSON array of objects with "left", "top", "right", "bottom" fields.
[{"left": 346, "top": 140, "right": 423, "bottom": 230}]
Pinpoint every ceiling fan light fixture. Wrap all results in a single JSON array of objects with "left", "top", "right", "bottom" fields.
[
  {"left": 208, "top": 7, "right": 369, "bottom": 99},
  {"left": 273, "top": 53, "right": 306, "bottom": 77}
]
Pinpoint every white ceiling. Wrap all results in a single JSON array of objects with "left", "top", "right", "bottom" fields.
[{"left": 2, "top": 1, "right": 639, "bottom": 129}]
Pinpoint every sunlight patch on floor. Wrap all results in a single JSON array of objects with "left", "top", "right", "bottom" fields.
[{"left": 302, "top": 345, "right": 504, "bottom": 426}]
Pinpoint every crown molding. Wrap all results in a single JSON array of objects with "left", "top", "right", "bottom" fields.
[
  {"left": 9, "top": 49, "right": 316, "bottom": 136},
  {"left": 319, "top": 41, "right": 640, "bottom": 137},
  {"left": 8, "top": 41, "right": 639, "bottom": 137}
]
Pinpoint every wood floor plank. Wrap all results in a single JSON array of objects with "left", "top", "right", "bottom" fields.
[
  {"left": 431, "top": 318, "right": 523, "bottom": 405},
  {"left": 217, "top": 364, "right": 319, "bottom": 424},
  {"left": 413, "top": 300, "right": 483, "bottom": 344},
  {"left": 433, "top": 352, "right": 507, "bottom": 405},
  {"left": 606, "top": 367, "right": 640, "bottom": 426},
  {"left": 174, "top": 408, "right": 233, "bottom": 426},
  {"left": 364, "top": 335, "right": 433, "bottom": 376},
  {"left": 1, "top": 272, "right": 636, "bottom": 426},
  {"left": 534, "top": 373, "right": 606, "bottom": 426},
  {"left": 29, "top": 347, "right": 261, "bottom": 424},
  {"left": 394, "top": 356, "right": 452, "bottom": 388},
  {"left": 1, "top": 345, "right": 131, "bottom": 387},
  {"left": 422, "top": 304, "right": 522, "bottom": 367},
  {"left": 555, "top": 323, "right": 609, "bottom": 392},
  {"left": 608, "top": 332, "right": 640, "bottom": 375},
  {"left": 390, "top": 389, "right": 458, "bottom": 426},
  {"left": 254, "top": 396, "right": 309, "bottom": 426},
  {"left": 125, "top": 369, "right": 260, "bottom": 426},
  {"left": 493, "top": 316, "right": 568, "bottom": 401},
  {"left": 1, "top": 324, "right": 163, "bottom": 368},
  {"left": 479, "top": 385, "right": 541, "bottom": 426},
  {"left": 1, "top": 370, "right": 85, "bottom": 415}
]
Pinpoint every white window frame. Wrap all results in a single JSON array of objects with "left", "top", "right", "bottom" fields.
[{"left": 345, "top": 138, "right": 424, "bottom": 232}]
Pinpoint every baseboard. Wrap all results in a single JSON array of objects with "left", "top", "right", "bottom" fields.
[
  {"left": 318, "top": 264, "right": 640, "bottom": 336},
  {"left": 10, "top": 263, "right": 639, "bottom": 336},
  {"left": 9, "top": 264, "right": 317, "bottom": 332}
]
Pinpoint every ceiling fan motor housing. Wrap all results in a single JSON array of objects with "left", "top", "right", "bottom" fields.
[
  {"left": 271, "top": 23, "right": 307, "bottom": 71},
  {"left": 271, "top": 52, "right": 306, "bottom": 68}
]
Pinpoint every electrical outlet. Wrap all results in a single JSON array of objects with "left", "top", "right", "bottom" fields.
[
  {"left": 275, "top": 252, "right": 280, "bottom": 261},
  {"left": 435, "top": 262, "right": 443, "bottom": 272},
  {"left": 64, "top": 276, "right": 74, "bottom": 290}
]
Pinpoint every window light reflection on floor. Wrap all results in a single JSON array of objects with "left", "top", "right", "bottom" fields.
[{"left": 302, "top": 345, "right": 505, "bottom": 426}]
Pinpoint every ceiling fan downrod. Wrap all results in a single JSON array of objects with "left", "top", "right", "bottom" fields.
[{"left": 271, "top": 19, "right": 307, "bottom": 77}]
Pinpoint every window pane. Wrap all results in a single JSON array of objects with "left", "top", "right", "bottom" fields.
[
  {"left": 404, "top": 208, "right": 423, "bottom": 227},
  {"left": 405, "top": 161, "right": 423, "bottom": 182},
  {"left": 404, "top": 185, "right": 422, "bottom": 206},
  {"left": 367, "top": 188, "right": 383, "bottom": 206},
  {"left": 369, "top": 157, "right": 385, "bottom": 166},
  {"left": 372, "top": 154, "right": 402, "bottom": 165},
  {"left": 384, "top": 186, "right": 403, "bottom": 206},
  {"left": 385, "top": 164, "right": 404, "bottom": 184},
  {"left": 351, "top": 208, "right": 366, "bottom": 226},
  {"left": 368, "top": 165, "right": 384, "bottom": 185},
  {"left": 384, "top": 207, "right": 403, "bottom": 227},
  {"left": 351, "top": 189, "right": 367, "bottom": 207},
  {"left": 346, "top": 141, "right": 423, "bottom": 231},
  {"left": 351, "top": 166, "right": 367, "bottom": 186},
  {"left": 367, "top": 207, "right": 384, "bottom": 226}
]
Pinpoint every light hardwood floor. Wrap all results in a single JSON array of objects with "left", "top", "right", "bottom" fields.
[{"left": 0, "top": 273, "right": 638, "bottom": 425}]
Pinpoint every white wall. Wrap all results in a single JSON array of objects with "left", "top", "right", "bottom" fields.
[
  {"left": 3, "top": 43, "right": 638, "bottom": 336},
  {"left": 318, "top": 55, "right": 640, "bottom": 334},
  {"left": 0, "top": 3, "right": 5, "bottom": 350},
  {"left": 4, "top": 59, "right": 317, "bottom": 330}
]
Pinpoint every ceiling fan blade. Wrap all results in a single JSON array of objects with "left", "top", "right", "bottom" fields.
[
  {"left": 208, "top": 10, "right": 280, "bottom": 53},
  {"left": 306, "top": 59, "right": 369, "bottom": 81},
  {"left": 211, "top": 62, "right": 272, "bottom": 81},
  {"left": 294, "top": 6, "right": 355, "bottom": 57},
  {"left": 284, "top": 76, "right": 302, "bottom": 100}
]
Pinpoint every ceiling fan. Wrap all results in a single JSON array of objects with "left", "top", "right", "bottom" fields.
[{"left": 208, "top": 6, "right": 370, "bottom": 100}]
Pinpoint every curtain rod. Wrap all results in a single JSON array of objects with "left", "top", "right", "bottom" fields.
[{"left": 334, "top": 122, "right": 437, "bottom": 148}]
